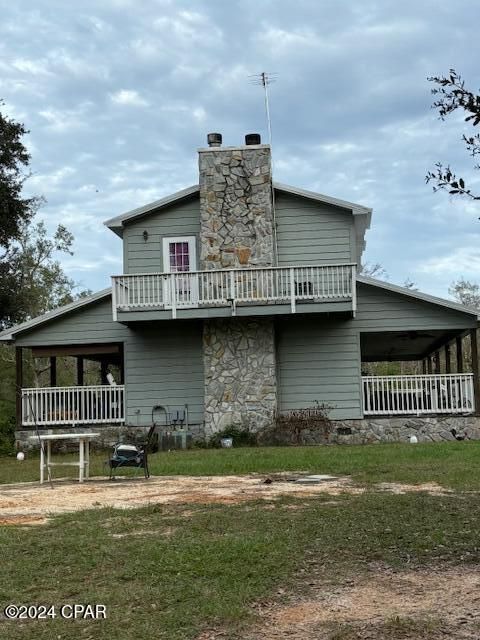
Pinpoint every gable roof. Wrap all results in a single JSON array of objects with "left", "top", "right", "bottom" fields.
[
  {"left": 104, "top": 182, "right": 372, "bottom": 237},
  {"left": 357, "top": 275, "right": 480, "bottom": 319},
  {"left": 0, "top": 288, "right": 112, "bottom": 342},
  {"left": 104, "top": 184, "right": 200, "bottom": 236}
]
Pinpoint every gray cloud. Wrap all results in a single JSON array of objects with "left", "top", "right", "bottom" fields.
[{"left": 1, "top": 0, "right": 479, "bottom": 296}]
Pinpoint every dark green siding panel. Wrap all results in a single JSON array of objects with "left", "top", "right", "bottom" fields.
[
  {"left": 356, "top": 283, "right": 476, "bottom": 331},
  {"left": 15, "top": 298, "right": 128, "bottom": 347},
  {"left": 124, "top": 321, "right": 204, "bottom": 426},
  {"left": 123, "top": 198, "right": 201, "bottom": 273},
  {"left": 277, "top": 317, "right": 362, "bottom": 419},
  {"left": 275, "top": 192, "right": 355, "bottom": 266}
]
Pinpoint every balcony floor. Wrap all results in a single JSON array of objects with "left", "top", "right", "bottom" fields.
[{"left": 115, "top": 299, "right": 354, "bottom": 323}]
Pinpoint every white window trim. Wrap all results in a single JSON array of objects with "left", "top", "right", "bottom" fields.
[{"left": 162, "top": 236, "right": 197, "bottom": 273}]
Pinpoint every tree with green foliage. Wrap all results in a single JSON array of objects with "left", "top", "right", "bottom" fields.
[
  {"left": 0, "top": 103, "right": 88, "bottom": 451},
  {"left": 426, "top": 69, "right": 480, "bottom": 201},
  {"left": 0, "top": 100, "right": 38, "bottom": 248},
  {"left": 0, "top": 221, "right": 86, "bottom": 328},
  {"left": 0, "top": 102, "right": 89, "bottom": 329}
]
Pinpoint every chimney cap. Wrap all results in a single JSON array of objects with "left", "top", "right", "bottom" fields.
[
  {"left": 245, "top": 133, "right": 261, "bottom": 145},
  {"left": 207, "top": 132, "right": 222, "bottom": 147}
]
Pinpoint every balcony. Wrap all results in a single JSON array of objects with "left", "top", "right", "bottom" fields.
[
  {"left": 112, "top": 264, "right": 356, "bottom": 321},
  {"left": 362, "top": 374, "right": 475, "bottom": 416},
  {"left": 21, "top": 385, "right": 125, "bottom": 427}
]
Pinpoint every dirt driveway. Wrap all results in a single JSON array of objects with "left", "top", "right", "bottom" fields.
[
  {"left": 237, "top": 566, "right": 480, "bottom": 640},
  {"left": 0, "top": 474, "right": 449, "bottom": 525}
]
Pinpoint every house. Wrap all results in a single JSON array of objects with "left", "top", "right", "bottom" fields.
[{"left": 2, "top": 132, "right": 480, "bottom": 447}]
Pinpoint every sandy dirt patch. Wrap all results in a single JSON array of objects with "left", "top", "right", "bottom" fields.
[
  {"left": 239, "top": 567, "right": 480, "bottom": 639},
  {"left": 0, "top": 474, "right": 449, "bottom": 526}
]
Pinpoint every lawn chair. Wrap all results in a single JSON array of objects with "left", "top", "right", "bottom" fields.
[{"left": 108, "top": 424, "right": 156, "bottom": 480}]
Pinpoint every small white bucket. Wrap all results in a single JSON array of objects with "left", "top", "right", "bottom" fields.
[{"left": 220, "top": 437, "right": 233, "bottom": 448}]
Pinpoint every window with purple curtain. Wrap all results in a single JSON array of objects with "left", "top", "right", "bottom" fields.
[{"left": 169, "top": 242, "right": 190, "bottom": 272}]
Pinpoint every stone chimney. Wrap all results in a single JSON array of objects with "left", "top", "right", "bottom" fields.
[
  {"left": 198, "top": 133, "right": 274, "bottom": 270},
  {"left": 199, "top": 134, "right": 278, "bottom": 437}
]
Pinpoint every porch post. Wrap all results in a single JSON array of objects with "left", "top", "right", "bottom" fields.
[
  {"left": 470, "top": 329, "right": 480, "bottom": 414},
  {"left": 15, "top": 347, "right": 23, "bottom": 429},
  {"left": 77, "top": 356, "right": 84, "bottom": 386},
  {"left": 119, "top": 343, "right": 125, "bottom": 384},
  {"left": 100, "top": 360, "right": 108, "bottom": 385},
  {"left": 445, "top": 343, "right": 451, "bottom": 374},
  {"left": 433, "top": 351, "right": 440, "bottom": 374},
  {"left": 49, "top": 356, "right": 57, "bottom": 387},
  {"left": 456, "top": 336, "right": 463, "bottom": 373},
  {"left": 427, "top": 356, "right": 433, "bottom": 374},
  {"left": 422, "top": 359, "right": 427, "bottom": 374}
]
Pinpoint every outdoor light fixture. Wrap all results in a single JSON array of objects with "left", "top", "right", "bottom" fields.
[{"left": 143, "top": 230, "right": 149, "bottom": 241}]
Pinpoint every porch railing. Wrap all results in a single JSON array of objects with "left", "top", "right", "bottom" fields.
[
  {"left": 362, "top": 374, "right": 475, "bottom": 416},
  {"left": 21, "top": 385, "right": 125, "bottom": 426},
  {"left": 112, "top": 264, "right": 356, "bottom": 318}
]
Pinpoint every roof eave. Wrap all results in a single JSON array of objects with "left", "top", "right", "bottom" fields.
[
  {"left": 0, "top": 288, "right": 112, "bottom": 343},
  {"left": 357, "top": 275, "right": 480, "bottom": 319},
  {"left": 103, "top": 184, "right": 200, "bottom": 235},
  {"left": 273, "top": 181, "right": 372, "bottom": 216},
  {"left": 103, "top": 181, "right": 373, "bottom": 234}
]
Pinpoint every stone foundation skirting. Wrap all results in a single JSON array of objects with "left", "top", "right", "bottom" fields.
[
  {"left": 325, "top": 415, "right": 480, "bottom": 445},
  {"left": 16, "top": 415, "right": 480, "bottom": 450}
]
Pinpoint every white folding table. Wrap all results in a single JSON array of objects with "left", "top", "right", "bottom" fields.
[{"left": 29, "top": 433, "right": 100, "bottom": 484}]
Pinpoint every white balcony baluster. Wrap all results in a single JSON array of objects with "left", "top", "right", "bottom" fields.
[{"left": 112, "top": 263, "right": 356, "bottom": 315}]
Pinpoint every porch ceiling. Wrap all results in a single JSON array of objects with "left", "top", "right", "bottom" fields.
[
  {"left": 30, "top": 344, "right": 122, "bottom": 364},
  {"left": 360, "top": 329, "right": 462, "bottom": 362}
]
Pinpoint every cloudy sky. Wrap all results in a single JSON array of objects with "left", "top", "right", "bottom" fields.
[{"left": 1, "top": 0, "right": 479, "bottom": 298}]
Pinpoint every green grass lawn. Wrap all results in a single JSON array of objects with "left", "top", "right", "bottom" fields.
[
  {"left": 2, "top": 440, "right": 480, "bottom": 490},
  {"left": 1, "top": 492, "right": 479, "bottom": 639},
  {"left": 2, "top": 442, "right": 480, "bottom": 639}
]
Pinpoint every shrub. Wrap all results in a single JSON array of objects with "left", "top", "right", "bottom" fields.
[{"left": 258, "top": 402, "right": 334, "bottom": 446}]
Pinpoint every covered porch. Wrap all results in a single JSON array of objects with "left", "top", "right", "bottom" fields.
[
  {"left": 16, "top": 343, "right": 125, "bottom": 427},
  {"left": 361, "top": 328, "right": 479, "bottom": 417}
]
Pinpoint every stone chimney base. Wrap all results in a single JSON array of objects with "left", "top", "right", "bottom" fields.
[{"left": 203, "top": 318, "right": 277, "bottom": 436}]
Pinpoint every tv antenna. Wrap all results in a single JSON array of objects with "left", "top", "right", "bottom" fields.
[
  {"left": 249, "top": 71, "right": 279, "bottom": 265},
  {"left": 248, "top": 72, "right": 277, "bottom": 147}
]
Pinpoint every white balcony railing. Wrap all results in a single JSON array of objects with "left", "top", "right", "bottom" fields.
[
  {"left": 21, "top": 385, "right": 125, "bottom": 426},
  {"left": 362, "top": 374, "right": 475, "bottom": 416},
  {"left": 112, "top": 264, "right": 356, "bottom": 318}
]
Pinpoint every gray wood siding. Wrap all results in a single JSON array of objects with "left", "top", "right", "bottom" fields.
[
  {"left": 122, "top": 192, "right": 356, "bottom": 272},
  {"left": 124, "top": 322, "right": 204, "bottom": 426},
  {"left": 275, "top": 192, "right": 355, "bottom": 266},
  {"left": 276, "top": 317, "right": 362, "bottom": 419},
  {"left": 15, "top": 297, "right": 205, "bottom": 427},
  {"left": 355, "top": 283, "right": 477, "bottom": 331},
  {"left": 15, "top": 298, "right": 128, "bottom": 347},
  {"left": 123, "top": 197, "right": 201, "bottom": 273}
]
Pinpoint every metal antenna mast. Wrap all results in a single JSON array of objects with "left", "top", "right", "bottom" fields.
[
  {"left": 249, "top": 71, "right": 277, "bottom": 146},
  {"left": 262, "top": 72, "right": 273, "bottom": 147},
  {"left": 249, "top": 71, "right": 279, "bottom": 264}
]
